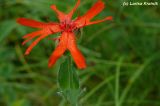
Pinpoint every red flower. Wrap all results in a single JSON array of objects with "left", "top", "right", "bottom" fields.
[{"left": 17, "top": 0, "right": 112, "bottom": 69}]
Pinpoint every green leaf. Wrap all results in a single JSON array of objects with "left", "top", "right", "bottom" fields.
[
  {"left": 0, "top": 20, "right": 17, "bottom": 42},
  {"left": 58, "top": 55, "right": 80, "bottom": 105}
]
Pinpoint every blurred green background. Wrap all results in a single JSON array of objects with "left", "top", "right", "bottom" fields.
[{"left": 0, "top": 0, "right": 160, "bottom": 106}]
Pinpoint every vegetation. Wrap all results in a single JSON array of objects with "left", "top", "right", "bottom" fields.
[{"left": 0, "top": 0, "right": 160, "bottom": 106}]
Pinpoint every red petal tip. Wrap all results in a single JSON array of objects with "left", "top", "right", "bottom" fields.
[
  {"left": 78, "top": 65, "right": 87, "bottom": 70},
  {"left": 106, "top": 16, "right": 113, "bottom": 21},
  {"left": 16, "top": 18, "right": 20, "bottom": 22},
  {"left": 22, "top": 36, "right": 25, "bottom": 39},
  {"left": 16, "top": 18, "right": 22, "bottom": 24},
  {"left": 16, "top": 18, "right": 25, "bottom": 22},
  {"left": 24, "top": 52, "right": 29, "bottom": 55},
  {"left": 50, "top": 5, "right": 56, "bottom": 10},
  {"left": 48, "top": 63, "right": 52, "bottom": 68}
]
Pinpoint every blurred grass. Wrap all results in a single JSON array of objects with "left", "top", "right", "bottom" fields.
[{"left": 0, "top": 0, "right": 160, "bottom": 106}]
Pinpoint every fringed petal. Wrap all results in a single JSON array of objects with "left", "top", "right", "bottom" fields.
[
  {"left": 68, "top": 0, "right": 81, "bottom": 18},
  {"left": 48, "top": 32, "right": 67, "bottom": 67},
  {"left": 50, "top": 5, "right": 67, "bottom": 22},
  {"left": 74, "top": 0, "right": 112, "bottom": 28},
  {"left": 87, "top": 16, "right": 113, "bottom": 25},
  {"left": 25, "top": 34, "right": 48, "bottom": 55},
  {"left": 67, "top": 32, "right": 86, "bottom": 69},
  {"left": 17, "top": 18, "right": 47, "bottom": 28},
  {"left": 82, "top": 0, "right": 105, "bottom": 21},
  {"left": 51, "top": 0, "right": 80, "bottom": 22},
  {"left": 22, "top": 30, "right": 42, "bottom": 39}
]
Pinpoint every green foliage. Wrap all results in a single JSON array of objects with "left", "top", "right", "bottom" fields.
[
  {"left": 58, "top": 55, "right": 80, "bottom": 105},
  {"left": 0, "top": 0, "right": 160, "bottom": 106},
  {"left": 0, "top": 20, "right": 17, "bottom": 42}
]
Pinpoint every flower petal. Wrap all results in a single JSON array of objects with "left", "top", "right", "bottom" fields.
[
  {"left": 74, "top": 0, "right": 112, "bottom": 28},
  {"left": 50, "top": 5, "right": 67, "bottom": 22},
  {"left": 67, "top": 32, "right": 86, "bottom": 69},
  {"left": 68, "top": 0, "right": 81, "bottom": 18},
  {"left": 48, "top": 32, "right": 67, "bottom": 67},
  {"left": 87, "top": 16, "right": 113, "bottom": 25},
  {"left": 51, "top": 0, "right": 80, "bottom": 22},
  {"left": 25, "top": 34, "right": 48, "bottom": 55},
  {"left": 22, "top": 27, "right": 58, "bottom": 45},
  {"left": 22, "top": 30, "right": 44, "bottom": 45},
  {"left": 17, "top": 18, "right": 48, "bottom": 28},
  {"left": 82, "top": 0, "right": 105, "bottom": 21},
  {"left": 22, "top": 30, "right": 42, "bottom": 39},
  {"left": 17, "top": 18, "right": 62, "bottom": 32}
]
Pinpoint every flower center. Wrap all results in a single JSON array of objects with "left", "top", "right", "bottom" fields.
[{"left": 60, "top": 20, "right": 76, "bottom": 32}]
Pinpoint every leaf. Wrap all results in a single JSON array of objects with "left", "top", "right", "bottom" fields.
[
  {"left": 0, "top": 20, "right": 17, "bottom": 42},
  {"left": 58, "top": 55, "right": 80, "bottom": 105}
]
